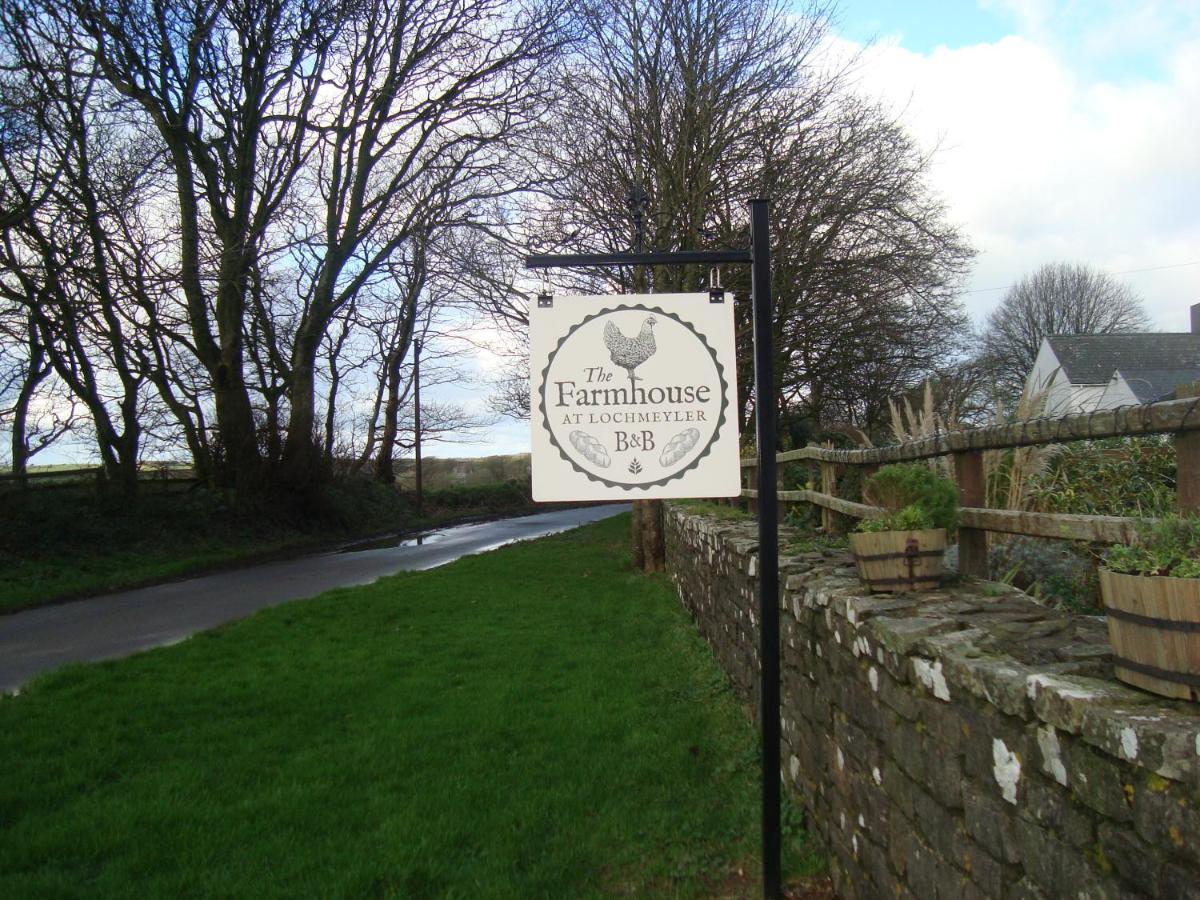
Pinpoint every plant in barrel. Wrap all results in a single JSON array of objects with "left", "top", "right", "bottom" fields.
[
  {"left": 850, "top": 464, "right": 958, "bottom": 593},
  {"left": 1101, "top": 517, "right": 1200, "bottom": 701}
]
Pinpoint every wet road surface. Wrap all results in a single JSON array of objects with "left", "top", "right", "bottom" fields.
[{"left": 0, "top": 504, "right": 629, "bottom": 693}]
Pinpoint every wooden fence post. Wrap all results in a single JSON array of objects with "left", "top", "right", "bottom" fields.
[
  {"left": 745, "top": 463, "right": 759, "bottom": 517},
  {"left": 954, "top": 450, "right": 989, "bottom": 579},
  {"left": 820, "top": 462, "right": 839, "bottom": 534},
  {"left": 1176, "top": 382, "right": 1200, "bottom": 515},
  {"left": 777, "top": 462, "right": 788, "bottom": 527}
]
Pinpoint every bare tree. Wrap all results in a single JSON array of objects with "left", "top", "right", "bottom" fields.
[
  {"left": 536, "top": 0, "right": 834, "bottom": 280},
  {"left": 19, "top": 0, "right": 349, "bottom": 491},
  {"left": 0, "top": 306, "right": 78, "bottom": 477},
  {"left": 5, "top": 0, "right": 567, "bottom": 494},
  {"left": 981, "top": 262, "right": 1152, "bottom": 402},
  {"left": 505, "top": 0, "right": 845, "bottom": 570},
  {"left": 747, "top": 95, "right": 973, "bottom": 439},
  {"left": 0, "top": 21, "right": 170, "bottom": 492},
  {"left": 0, "top": 37, "right": 62, "bottom": 229},
  {"left": 273, "top": 0, "right": 566, "bottom": 488},
  {"left": 492, "top": 0, "right": 972, "bottom": 436}
]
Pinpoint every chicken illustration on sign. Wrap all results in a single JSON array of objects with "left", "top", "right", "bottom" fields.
[
  {"left": 530, "top": 294, "right": 740, "bottom": 501},
  {"left": 603, "top": 316, "right": 657, "bottom": 385}
]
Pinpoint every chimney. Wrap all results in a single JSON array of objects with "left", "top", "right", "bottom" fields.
[{"left": 1192, "top": 303, "right": 1200, "bottom": 334}]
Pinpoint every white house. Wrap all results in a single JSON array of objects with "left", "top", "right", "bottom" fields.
[{"left": 1024, "top": 304, "right": 1200, "bottom": 415}]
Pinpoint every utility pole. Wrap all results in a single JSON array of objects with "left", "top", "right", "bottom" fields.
[{"left": 414, "top": 339, "right": 423, "bottom": 517}]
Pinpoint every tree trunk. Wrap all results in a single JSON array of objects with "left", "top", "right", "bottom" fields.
[
  {"left": 279, "top": 327, "right": 325, "bottom": 489},
  {"left": 10, "top": 323, "right": 50, "bottom": 485},
  {"left": 323, "top": 369, "right": 341, "bottom": 468},
  {"left": 373, "top": 341, "right": 409, "bottom": 483},
  {"left": 110, "top": 431, "right": 140, "bottom": 496},
  {"left": 631, "top": 501, "right": 646, "bottom": 570},
  {"left": 372, "top": 280, "right": 421, "bottom": 484},
  {"left": 10, "top": 370, "right": 43, "bottom": 485},
  {"left": 213, "top": 370, "right": 261, "bottom": 493},
  {"left": 641, "top": 499, "right": 665, "bottom": 572}
]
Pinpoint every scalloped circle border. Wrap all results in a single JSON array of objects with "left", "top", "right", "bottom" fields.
[{"left": 537, "top": 303, "right": 731, "bottom": 492}]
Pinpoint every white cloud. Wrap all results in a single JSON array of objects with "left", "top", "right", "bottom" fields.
[{"left": 828, "top": 16, "right": 1200, "bottom": 330}]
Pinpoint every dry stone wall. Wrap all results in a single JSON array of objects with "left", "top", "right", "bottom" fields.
[{"left": 665, "top": 505, "right": 1200, "bottom": 899}]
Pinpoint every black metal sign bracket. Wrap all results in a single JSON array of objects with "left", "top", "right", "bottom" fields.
[{"left": 525, "top": 198, "right": 781, "bottom": 900}]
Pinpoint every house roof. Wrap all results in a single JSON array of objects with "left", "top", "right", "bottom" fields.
[
  {"left": 1113, "top": 367, "right": 1200, "bottom": 403},
  {"left": 1046, "top": 333, "right": 1200, "bottom": 385}
]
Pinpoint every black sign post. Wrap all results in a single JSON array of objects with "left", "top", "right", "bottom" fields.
[{"left": 526, "top": 197, "right": 781, "bottom": 899}]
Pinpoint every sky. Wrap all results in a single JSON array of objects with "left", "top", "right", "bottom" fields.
[
  {"left": 455, "top": 0, "right": 1200, "bottom": 457},
  {"left": 16, "top": 0, "right": 1200, "bottom": 465},
  {"left": 830, "top": 0, "right": 1200, "bottom": 329}
]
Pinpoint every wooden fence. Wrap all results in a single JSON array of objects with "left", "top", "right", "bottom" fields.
[{"left": 741, "top": 392, "right": 1200, "bottom": 578}]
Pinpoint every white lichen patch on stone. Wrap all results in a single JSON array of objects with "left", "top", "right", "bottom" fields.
[
  {"left": 790, "top": 755, "right": 800, "bottom": 780},
  {"left": 748, "top": 557, "right": 757, "bottom": 577},
  {"left": 840, "top": 812, "right": 846, "bottom": 831},
  {"left": 816, "top": 644, "right": 823, "bottom": 658},
  {"left": 992, "top": 738, "right": 1021, "bottom": 804},
  {"left": 852, "top": 834, "right": 859, "bottom": 857},
  {"left": 834, "top": 628, "right": 842, "bottom": 645},
  {"left": 1037, "top": 726, "right": 1068, "bottom": 787},
  {"left": 872, "top": 766, "right": 882, "bottom": 785},
  {"left": 858, "top": 814, "right": 865, "bottom": 829},
  {"left": 913, "top": 657, "right": 951, "bottom": 701},
  {"left": 1120, "top": 727, "right": 1139, "bottom": 761},
  {"left": 1025, "top": 672, "right": 1102, "bottom": 703},
  {"left": 876, "top": 647, "right": 884, "bottom": 664},
  {"left": 1026, "top": 673, "right": 1043, "bottom": 701},
  {"left": 837, "top": 746, "right": 845, "bottom": 771},
  {"left": 869, "top": 667, "right": 880, "bottom": 693},
  {"left": 825, "top": 608, "right": 833, "bottom": 629}
]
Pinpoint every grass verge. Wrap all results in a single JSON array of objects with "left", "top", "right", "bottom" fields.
[{"left": 0, "top": 514, "right": 823, "bottom": 897}]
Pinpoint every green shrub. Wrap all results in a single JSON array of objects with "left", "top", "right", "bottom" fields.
[
  {"left": 856, "top": 504, "right": 934, "bottom": 533},
  {"left": 856, "top": 464, "right": 958, "bottom": 533},
  {"left": 1026, "top": 437, "right": 1176, "bottom": 518},
  {"left": 1105, "top": 516, "right": 1200, "bottom": 578},
  {"left": 987, "top": 537, "right": 1100, "bottom": 611},
  {"left": 423, "top": 479, "right": 531, "bottom": 512}
]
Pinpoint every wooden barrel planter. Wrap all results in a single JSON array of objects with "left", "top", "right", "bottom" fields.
[
  {"left": 849, "top": 529, "right": 946, "bottom": 594},
  {"left": 1100, "top": 568, "right": 1200, "bottom": 701}
]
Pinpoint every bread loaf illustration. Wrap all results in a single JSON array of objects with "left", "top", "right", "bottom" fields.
[
  {"left": 569, "top": 430, "right": 611, "bottom": 468},
  {"left": 659, "top": 428, "right": 700, "bottom": 466}
]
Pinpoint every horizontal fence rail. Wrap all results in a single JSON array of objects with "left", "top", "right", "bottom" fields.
[
  {"left": 739, "top": 393, "right": 1200, "bottom": 579},
  {"left": 741, "top": 395, "right": 1200, "bottom": 468}
]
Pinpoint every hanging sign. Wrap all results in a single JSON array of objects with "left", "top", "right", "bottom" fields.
[{"left": 530, "top": 293, "right": 741, "bottom": 501}]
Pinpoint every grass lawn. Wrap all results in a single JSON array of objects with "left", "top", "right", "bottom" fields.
[{"left": 0, "top": 514, "right": 823, "bottom": 897}]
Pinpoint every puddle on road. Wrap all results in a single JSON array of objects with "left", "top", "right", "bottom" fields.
[
  {"left": 339, "top": 530, "right": 446, "bottom": 553},
  {"left": 337, "top": 508, "right": 626, "bottom": 557}
]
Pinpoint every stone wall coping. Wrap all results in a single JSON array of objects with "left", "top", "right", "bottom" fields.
[{"left": 668, "top": 505, "right": 1200, "bottom": 787}]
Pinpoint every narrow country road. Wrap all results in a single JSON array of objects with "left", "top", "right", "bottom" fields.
[{"left": 0, "top": 504, "right": 629, "bottom": 694}]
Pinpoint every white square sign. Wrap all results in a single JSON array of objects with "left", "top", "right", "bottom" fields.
[{"left": 530, "top": 293, "right": 741, "bottom": 501}]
